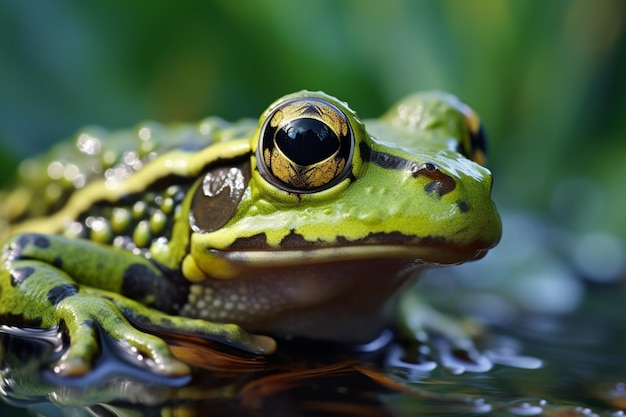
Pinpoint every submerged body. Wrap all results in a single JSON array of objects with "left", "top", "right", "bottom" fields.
[{"left": 0, "top": 91, "right": 500, "bottom": 376}]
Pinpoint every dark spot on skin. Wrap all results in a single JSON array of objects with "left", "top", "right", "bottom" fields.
[
  {"left": 47, "top": 284, "right": 78, "bottom": 306},
  {"left": 119, "top": 307, "right": 150, "bottom": 327},
  {"left": 336, "top": 236, "right": 351, "bottom": 244},
  {"left": 81, "top": 319, "right": 95, "bottom": 329},
  {"left": 457, "top": 200, "right": 470, "bottom": 213},
  {"left": 280, "top": 231, "right": 317, "bottom": 247},
  {"left": 0, "top": 313, "right": 42, "bottom": 328},
  {"left": 278, "top": 231, "right": 427, "bottom": 249},
  {"left": 158, "top": 317, "right": 175, "bottom": 328},
  {"left": 33, "top": 235, "right": 51, "bottom": 248},
  {"left": 419, "top": 235, "right": 448, "bottom": 245},
  {"left": 53, "top": 256, "right": 63, "bottom": 268},
  {"left": 15, "top": 236, "right": 30, "bottom": 250},
  {"left": 121, "top": 264, "right": 189, "bottom": 314},
  {"left": 118, "top": 307, "right": 170, "bottom": 334},
  {"left": 229, "top": 233, "right": 270, "bottom": 250},
  {"left": 10, "top": 266, "right": 35, "bottom": 286},
  {"left": 353, "top": 231, "right": 417, "bottom": 245},
  {"left": 424, "top": 181, "right": 442, "bottom": 194},
  {"left": 360, "top": 143, "right": 456, "bottom": 196},
  {"left": 122, "top": 264, "right": 163, "bottom": 303},
  {"left": 413, "top": 163, "right": 456, "bottom": 197},
  {"left": 359, "top": 142, "right": 412, "bottom": 170},
  {"left": 10, "top": 234, "right": 52, "bottom": 261},
  {"left": 17, "top": 234, "right": 51, "bottom": 249}
]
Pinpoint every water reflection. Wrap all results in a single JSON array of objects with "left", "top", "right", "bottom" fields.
[{"left": 1, "top": 289, "right": 624, "bottom": 417}]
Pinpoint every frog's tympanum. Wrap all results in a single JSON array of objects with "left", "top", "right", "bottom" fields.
[{"left": 0, "top": 91, "right": 501, "bottom": 377}]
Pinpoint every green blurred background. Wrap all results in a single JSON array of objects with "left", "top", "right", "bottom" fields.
[{"left": 1, "top": 0, "right": 625, "bottom": 236}]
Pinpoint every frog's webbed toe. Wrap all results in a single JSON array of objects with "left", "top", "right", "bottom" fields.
[
  {"left": 54, "top": 291, "right": 191, "bottom": 377},
  {"left": 94, "top": 288, "right": 277, "bottom": 356}
]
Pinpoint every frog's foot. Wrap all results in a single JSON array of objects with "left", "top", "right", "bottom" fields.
[
  {"left": 89, "top": 288, "right": 277, "bottom": 356},
  {"left": 397, "top": 292, "right": 491, "bottom": 374},
  {"left": 54, "top": 292, "right": 191, "bottom": 377}
]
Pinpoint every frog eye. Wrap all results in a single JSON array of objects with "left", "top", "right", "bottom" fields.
[
  {"left": 460, "top": 107, "right": 488, "bottom": 167},
  {"left": 468, "top": 122, "right": 488, "bottom": 166},
  {"left": 256, "top": 97, "right": 354, "bottom": 193}
]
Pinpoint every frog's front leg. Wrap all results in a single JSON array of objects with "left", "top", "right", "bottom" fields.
[{"left": 0, "top": 233, "right": 274, "bottom": 377}]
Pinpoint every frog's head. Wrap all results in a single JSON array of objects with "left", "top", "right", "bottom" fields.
[
  {"left": 184, "top": 91, "right": 501, "bottom": 341},
  {"left": 187, "top": 90, "right": 500, "bottom": 273}
]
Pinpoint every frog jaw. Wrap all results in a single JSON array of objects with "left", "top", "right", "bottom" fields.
[
  {"left": 202, "top": 242, "right": 491, "bottom": 277},
  {"left": 178, "top": 240, "right": 490, "bottom": 344},
  {"left": 185, "top": 216, "right": 499, "bottom": 281}
]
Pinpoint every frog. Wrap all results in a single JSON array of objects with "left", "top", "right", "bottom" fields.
[{"left": 0, "top": 90, "right": 501, "bottom": 378}]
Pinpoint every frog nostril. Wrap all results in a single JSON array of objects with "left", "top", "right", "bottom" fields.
[
  {"left": 411, "top": 162, "right": 456, "bottom": 197},
  {"left": 423, "top": 162, "right": 437, "bottom": 172}
]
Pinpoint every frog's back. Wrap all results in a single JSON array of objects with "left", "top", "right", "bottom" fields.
[{"left": 0, "top": 117, "right": 257, "bottom": 235}]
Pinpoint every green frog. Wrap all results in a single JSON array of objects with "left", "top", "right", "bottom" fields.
[{"left": 0, "top": 91, "right": 501, "bottom": 378}]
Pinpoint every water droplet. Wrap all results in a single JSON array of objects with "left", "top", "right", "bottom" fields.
[{"left": 507, "top": 400, "right": 544, "bottom": 416}]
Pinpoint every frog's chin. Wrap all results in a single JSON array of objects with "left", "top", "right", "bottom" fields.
[
  {"left": 189, "top": 245, "right": 488, "bottom": 343},
  {"left": 192, "top": 256, "right": 424, "bottom": 343}
]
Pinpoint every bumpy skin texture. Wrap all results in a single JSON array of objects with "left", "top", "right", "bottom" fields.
[{"left": 0, "top": 91, "right": 500, "bottom": 377}]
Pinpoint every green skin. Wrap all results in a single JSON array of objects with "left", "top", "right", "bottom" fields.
[{"left": 0, "top": 91, "right": 501, "bottom": 377}]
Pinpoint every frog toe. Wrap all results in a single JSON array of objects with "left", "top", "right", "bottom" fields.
[
  {"left": 106, "top": 326, "right": 191, "bottom": 376},
  {"left": 151, "top": 355, "right": 191, "bottom": 376},
  {"left": 98, "top": 291, "right": 278, "bottom": 356},
  {"left": 55, "top": 293, "right": 190, "bottom": 377},
  {"left": 248, "top": 334, "right": 277, "bottom": 355},
  {"left": 217, "top": 323, "right": 277, "bottom": 354},
  {"left": 52, "top": 319, "right": 101, "bottom": 376},
  {"left": 54, "top": 325, "right": 191, "bottom": 378},
  {"left": 53, "top": 354, "right": 93, "bottom": 377}
]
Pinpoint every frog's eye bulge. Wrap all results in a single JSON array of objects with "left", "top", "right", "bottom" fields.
[
  {"left": 423, "top": 92, "right": 489, "bottom": 167},
  {"left": 256, "top": 97, "right": 355, "bottom": 193},
  {"left": 459, "top": 105, "right": 488, "bottom": 167},
  {"left": 380, "top": 91, "right": 489, "bottom": 167}
]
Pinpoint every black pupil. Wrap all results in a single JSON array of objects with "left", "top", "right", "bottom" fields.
[{"left": 275, "top": 118, "right": 339, "bottom": 166}]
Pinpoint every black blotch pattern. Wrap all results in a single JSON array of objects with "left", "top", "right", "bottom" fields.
[
  {"left": 47, "top": 284, "right": 78, "bottom": 306},
  {"left": 53, "top": 256, "right": 63, "bottom": 268},
  {"left": 122, "top": 264, "right": 162, "bottom": 303},
  {"left": 17, "top": 234, "right": 51, "bottom": 249},
  {"left": 81, "top": 319, "right": 95, "bottom": 329},
  {"left": 424, "top": 181, "right": 442, "bottom": 194},
  {"left": 33, "top": 235, "right": 51, "bottom": 248},
  {"left": 361, "top": 142, "right": 456, "bottom": 196},
  {"left": 9, "top": 234, "right": 52, "bottom": 262},
  {"left": 229, "top": 233, "right": 270, "bottom": 250},
  {"left": 359, "top": 142, "right": 412, "bottom": 170},
  {"left": 121, "top": 264, "right": 188, "bottom": 314},
  {"left": 415, "top": 164, "right": 456, "bottom": 197},
  {"left": 10, "top": 266, "right": 35, "bottom": 286}
]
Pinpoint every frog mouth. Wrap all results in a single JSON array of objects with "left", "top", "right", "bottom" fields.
[
  {"left": 211, "top": 241, "right": 492, "bottom": 271},
  {"left": 192, "top": 230, "right": 498, "bottom": 279}
]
